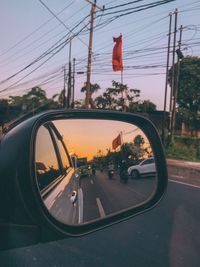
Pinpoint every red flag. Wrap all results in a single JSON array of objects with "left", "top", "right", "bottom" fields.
[
  {"left": 112, "top": 34, "right": 123, "bottom": 72},
  {"left": 112, "top": 134, "right": 121, "bottom": 150}
]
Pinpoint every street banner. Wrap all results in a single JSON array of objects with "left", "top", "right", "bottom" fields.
[{"left": 112, "top": 34, "right": 123, "bottom": 72}]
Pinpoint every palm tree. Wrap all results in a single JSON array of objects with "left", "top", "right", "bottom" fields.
[{"left": 81, "top": 83, "right": 100, "bottom": 108}]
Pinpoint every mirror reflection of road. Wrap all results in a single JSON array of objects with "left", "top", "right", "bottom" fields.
[{"left": 81, "top": 170, "right": 156, "bottom": 223}]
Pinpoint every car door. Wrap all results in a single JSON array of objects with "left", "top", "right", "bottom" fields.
[{"left": 35, "top": 123, "right": 80, "bottom": 225}]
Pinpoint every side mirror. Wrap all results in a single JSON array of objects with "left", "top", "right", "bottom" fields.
[{"left": 0, "top": 110, "right": 168, "bottom": 250}]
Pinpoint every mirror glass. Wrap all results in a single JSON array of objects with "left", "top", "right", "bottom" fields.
[{"left": 35, "top": 119, "right": 157, "bottom": 225}]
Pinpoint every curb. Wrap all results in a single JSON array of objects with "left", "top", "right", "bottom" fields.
[{"left": 167, "top": 159, "right": 200, "bottom": 186}]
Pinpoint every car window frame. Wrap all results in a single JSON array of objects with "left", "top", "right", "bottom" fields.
[
  {"left": 35, "top": 123, "right": 64, "bottom": 193},
  {"left": 43, "top": 123, "right": 64, "bottom": 174},
  {"left": 47, "top": 123, "right": 73, "bottom": 175}
]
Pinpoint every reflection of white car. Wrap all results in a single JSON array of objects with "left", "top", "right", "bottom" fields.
[{"left": 128, "top": 157, "right": 156, "bottom": 179}]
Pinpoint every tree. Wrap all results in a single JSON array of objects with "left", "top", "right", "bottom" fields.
[
  {"left": 9, "top": 86, "right": 48, "bottom": 111},
  {"left": 95, "top": 80, "right": 140, "bottom": 111},
  {"left": 81, "top": 83, "right": 100, "bottom": 94},
  {"left": 52, "top": 89, "right": 67, "bottom": 108},
  {"left": 0, "top": 99, "right": 9, "bottom": 127},
  {"left": 81, "top": 83, "right": 100, "bottom": 108},
  {"left": 74, "top": 99, "right": 85, "bottom": 109},
  {"left": 129, "top": 100, "right": 156, "bottom": 113},
  {"left": 168, "top": 56, "right": 200, "bottom": 136},
  {"left": 5, "top": 86, "right": 59, "bottom": 122}
]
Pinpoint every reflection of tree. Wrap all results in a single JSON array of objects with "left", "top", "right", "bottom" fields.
[
  {"left": 36, "top": 162, "right": 60, "bottom": 191},
  {"left": 91, "top": 134, "right": 153, "bottom": 169},
  {"left": 125, "top": 135, "right": 153, "bottom": 164}
]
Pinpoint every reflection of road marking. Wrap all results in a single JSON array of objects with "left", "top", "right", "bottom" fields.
[
  {"left": 169, "top": 179, "right": 200, "bottom": 189},
  {"left": 90, "top": 180, "right": 94, "bottom": 184},
  {"left": 96, "top": 197, "right": 106, "bottom": 218},
  {"left": 72, "top": 205, "right": 76, "bottom": 224},
  {"left": 125, "top": 186, "right": 146, "bottom": 198},
  {"left": 78, "top": 188, "right": 83, "bottom": 224}
]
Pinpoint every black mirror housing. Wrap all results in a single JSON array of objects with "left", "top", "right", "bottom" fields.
[{"left": 0, "top": 110, "right": 168, "bottom": 250}]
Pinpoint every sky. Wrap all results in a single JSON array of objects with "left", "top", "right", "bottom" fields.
[
  {"left": 0, "top": 0, "right": 200, "bottom": 110},
  {"left": 53, "top": 119, "right": 150, "bottom": 160}
]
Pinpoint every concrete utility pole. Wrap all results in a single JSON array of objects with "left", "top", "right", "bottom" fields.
[
  {"left": 162, "top": 12, "right": 172, "bottom": 144},
  {"left": 168, "top": 9, "right": 178, "bottom": 143},
  {"left": 171, "top": 25, "right": 184, "bottom": 136},
  {"left": 85, "top": 0, "right": 104, "bottom": 109},
  {"left": 63, "top": 67, "right": 67, "bottom": 108},
  {"left": 67, "top": 40, "right": 72, "bottom": 109},
  {"left": 71, "top": 58, "right": 76, "bottom": 108}
]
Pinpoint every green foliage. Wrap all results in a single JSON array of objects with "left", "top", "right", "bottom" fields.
[
  {"left": 95, "top": 80, "right": 140, "bottom": 111},
  {"left": 132, "top": 100, "right": 157, "bottom": 113},
  {"left": 98, "top": 134, "right": 153, "bottom": 169},
  {"left": 52, "top": 89, "right": 67, "bottom": 107},
  {"left": 0, "top": 99, "right": 9, "bottom": 126},
  {"left": 8, "top": 86, "right": 48, "bottom": 110},
  {"left": 81, "top": 83, "right": 100, "bottom": 94},
  {"left": 168, "top": 56, "right": 200, "bottom": 136},
  {"left": 81, "top": 83, "right": 101, "bottom": 108},
  {"left": 166, "top": 135, "right": 200, "bottom": 161},
  {"left": 3, "top": 86, "right": 60, "bottom": 124}
]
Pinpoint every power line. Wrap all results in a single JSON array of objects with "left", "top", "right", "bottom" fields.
[
  {"left": 0, "top": 19, "right": 90, "bottom": 94},
  {"left": 96, "top": 0, "right": 176, "bottom": 17},
  {"left": 38, "top": 0, "right": 88, "bottom": 47},
  {"left": 0, "top": 3, "right": 90, "bottom": 67},
  {"left": 102, "top": 0, "right": 145, "bottom": 11},
  {"left": 0, "top": 1, "right": 75, "bottom": 58}
]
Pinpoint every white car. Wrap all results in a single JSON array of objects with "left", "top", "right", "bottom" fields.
[{"left": 128, "top": 157, "right": 156, "bottom": 179}]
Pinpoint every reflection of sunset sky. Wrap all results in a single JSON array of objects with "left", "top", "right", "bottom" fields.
[
  {"left": 36, "top": 125, "right": 59, "bottom": 170},
  {"left": 53, "top": 119, "right": 150, "bottom": 160}
]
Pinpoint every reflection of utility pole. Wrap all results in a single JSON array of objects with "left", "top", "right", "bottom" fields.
[
  {"left": 162, "top": 13, "right": 172, "bottom": 144},
  {"left": 85, "top": 0, "right": 104, "bottom": 109},
  {"left": 168, "top": 9, "right": 178, "bottom": 143}
]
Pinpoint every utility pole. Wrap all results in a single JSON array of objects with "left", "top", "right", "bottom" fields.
[
  {"left": 85, "top": 0, "right": 104, "bottom": 109},
  {"left": 162, "top": 12, "right": 172, "bottom": 144},
  {"left": 71, "top": 58, "right": 76, "bottom": 109},
  {"left": 63, "top": 67, "right": 67, "bottom": 108},
  {"left": 171, "top": 25, "right": 184, "bottom": 136},
  {"left": 168, "top": 9, "right": 178, "bottom": 144},
  {"left": 67, "top": 39, "right": 72, "bottom": 109}
]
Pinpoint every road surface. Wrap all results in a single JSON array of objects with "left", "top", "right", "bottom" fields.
[
  {"left": 81, "top": 170, "right": 156, "bottom": 223},
  {"left": 0, "top": 176, "right": 200, "bottom": 267}
]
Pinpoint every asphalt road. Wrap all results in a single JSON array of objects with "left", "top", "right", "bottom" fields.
[
  {"left": 1, "top": 177, "right": 200, "bottom": 267},
  {"left": 81, "top": 170, "right": 156, "bottom": 223}
]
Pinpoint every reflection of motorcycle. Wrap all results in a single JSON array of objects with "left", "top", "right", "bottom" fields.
[
  {"left": 120, "top": 170, "right": 128, "bottom": 183},
  {"left": 88, "top": 165, "right": 92, "bottom": 176},
  {"left": 108, "top": 170, "right": 114, "bottom": 179}
]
